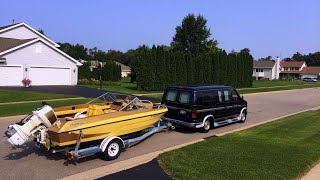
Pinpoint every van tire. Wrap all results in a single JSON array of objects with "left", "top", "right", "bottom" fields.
[
  {"left": 239, "top": 110, "right": 247, "bottom": 123},
  {"left": 201, "top": 119, "right": 211, "bottom": 133}
]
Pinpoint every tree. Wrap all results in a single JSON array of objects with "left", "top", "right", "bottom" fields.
[
  {"left": 258, "top": 56, "right": 272, "bottom": 61},
  {"left": 58, "top": 42, "right": 90, "bottom": 60},
  {"left": 171, "top": 14, "right": 218, "bottom": 54},
  {"left": 37, "top": 29, "right": 45, "bottom": 35}
]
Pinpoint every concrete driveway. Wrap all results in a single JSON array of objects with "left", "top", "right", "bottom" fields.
[{"left": 1, "top": 87, "right": 320, "bottom": 179}]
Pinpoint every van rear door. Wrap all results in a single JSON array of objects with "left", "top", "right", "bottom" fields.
[{"left": 162, "top": 88, "right": 193, "bottom": 121}]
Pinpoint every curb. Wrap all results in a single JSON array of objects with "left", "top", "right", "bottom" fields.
[
  {"left": 301, "top": 163, "right": 320, "bottom": 180},
  {"left": 0, "top": 115, "right": 27, "bottom": 122},
  {"left": 60, "top": 105, "right": 320, "bottom": 180},
  {"left": 0, "top": 97, "right": 85, "bottom": 105}
]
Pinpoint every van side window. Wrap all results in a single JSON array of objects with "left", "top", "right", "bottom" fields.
[
  {"left": 179, "top": 91, "right": 191, "bottom": 104},
  {"left": 201, "top": 90, "right": 217, "bottom": 106},
  {"left": 217, "top": 91, "right": 223, "bottom": 102},
  {"left": 166, "top": 90, "right": 177, "bottom": 101},
  {"left": 232, "top": 89, "right": 240, "bottom": 101},
  {"left": 223, "top": 90, "right": 232, "bottom": 102}
]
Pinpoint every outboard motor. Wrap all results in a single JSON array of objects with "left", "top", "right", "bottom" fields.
[{"left": 5, "top": 105, "right": 57, "bottom": 146}]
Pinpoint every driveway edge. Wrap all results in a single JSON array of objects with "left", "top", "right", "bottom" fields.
[
  {"left": 0, "top": 97, "right": 85, "bottom": 105},
  {"left": 61, "top": 105, "right": 320, "bottom": 180}
]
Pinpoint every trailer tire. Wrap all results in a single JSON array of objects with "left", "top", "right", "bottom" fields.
[{"left": 101, "top": 139, "right": 123, "bottom": 161}]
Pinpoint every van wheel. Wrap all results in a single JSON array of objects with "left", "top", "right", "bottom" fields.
[
  {"left": 101, "top": 139, "right": 122, "bottom": 161},
  {"left": 239, "top": 111, "right": 247, "bottom": 123},
  {"left": 201, "top": 119, "right": 211, "bottom": 133}
]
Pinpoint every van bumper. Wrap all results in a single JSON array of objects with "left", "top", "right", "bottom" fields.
[{"left": 162, "top": 117, "right": 204, "bottom": 129}]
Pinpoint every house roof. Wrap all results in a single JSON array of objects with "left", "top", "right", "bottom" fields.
[
  {"left": 301, "top": 67, "right": 320, "bottom": 74},
  {"left": 280, "top": 71, "right": 301, "bottom": 74},
  {"left": 0, "top": 22, "right": 60, "bottom": 47},
  {"left": 0, "top": 37, "right": 35, "bottom": 53},
  {"left": 280, "top": 61, "right": 305, "bottom": 67},
  {"left": 253, "top": 60, "right": 275, "bottom": 68},
  {"left": 0, "top": 37, "right": 82, "bottom": 66},
  {"left": 0, "top": 23, "right": 19, "bottom": 31},
  {"left": 115, "top": 61, "right": 131, "bottom": 71}
]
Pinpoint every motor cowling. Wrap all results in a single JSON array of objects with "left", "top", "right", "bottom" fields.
[{"left": 5, "top": 105, "right": 57, "bottom": 146}]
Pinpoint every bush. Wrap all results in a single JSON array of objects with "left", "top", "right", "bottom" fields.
[
  {"left": 78, "top": 61, "right": 121, "bottom": 82},
  {"left": 136, "top": 46, "right": 253, "bottom": 91},
  {"left": 78, "top": 79, "right": 121, "bottom": 86}
]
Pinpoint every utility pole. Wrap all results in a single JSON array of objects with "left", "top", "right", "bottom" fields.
[{"left": 99, "top": 62, "right": 103, "bottom": 90}]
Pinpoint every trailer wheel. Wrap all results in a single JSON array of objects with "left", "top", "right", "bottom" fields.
[{"left": 101, "top": 139, "right": 122, "bottom": 160}]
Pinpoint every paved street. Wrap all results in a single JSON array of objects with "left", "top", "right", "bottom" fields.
[{"left": 1, "top": 88, "right": 320, "bottom": 179}]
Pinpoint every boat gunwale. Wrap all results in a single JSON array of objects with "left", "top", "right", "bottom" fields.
[{"left": 48, "top": 110, "right": 167, "bottom": 134}]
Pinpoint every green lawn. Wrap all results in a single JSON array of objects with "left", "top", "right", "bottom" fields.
[
  {"left": 79, "top": 78, "right": 320, "bottom": 100},
  {"left": 0, "top": 99, "right": 90, "bottom": 117},
  {"left": 0, "top": 88, "right": 76, "bottom": 103},
  {"left": 159, "top": 110, "right": 320, "bottom": 180},
  {"left": 143, "top": 82, "right": 320, "bottom": 99},
  {"left": 238, "top": 83, "right": 320, "bottom": 94},
  {"left": 78, "top": 77, "right": 161, "bottom": 95},
  {"left": 252, "top": 80, "right": 314, "bottom": 88}
]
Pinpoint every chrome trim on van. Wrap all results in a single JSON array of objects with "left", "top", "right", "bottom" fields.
[{"left": 162, "top": 117, "right": 203, "bottom": 128}]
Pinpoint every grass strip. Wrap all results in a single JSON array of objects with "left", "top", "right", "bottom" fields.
[
  {"left": 142, "top": 83, "right": 320, "bottom": 100},
  {"left": 159, "top": 110, "right": 320, "bottom": 180},
  {"left": 0, "top": 89, "right": 76, "bottom": 103},
  {"left": 0, "top": 99, "right": 90, "bottom": 117}
]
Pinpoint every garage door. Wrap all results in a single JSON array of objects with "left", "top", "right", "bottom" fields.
[
  {"left": 0, "top": 66, "right": 23, "bottom": 86},
  {"left": 30, "top": 67, "right": 71, "bottom": 85}
]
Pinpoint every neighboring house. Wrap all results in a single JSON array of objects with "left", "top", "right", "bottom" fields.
[
  {"left": 253, "top": 59, "right": 320, "bottom": 80},
  {"left": 253, "top": 58, "right": 280, "bottom": 80},
  {"left": 279, "top": 61, "right": 307, "bottom": 79},
  {"left": 0, "top": 22, "right": 82, "bottom": 86},
  {"left": 115, "top": 62, "right": 131, "bottom": 77},
  {"left": 300, "top": 67, "right": 320, "bottom": 79}
]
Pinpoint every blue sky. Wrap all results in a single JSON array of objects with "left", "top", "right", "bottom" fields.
[{"left": 1, "top": 0, "right": 319, "bottom": 59}]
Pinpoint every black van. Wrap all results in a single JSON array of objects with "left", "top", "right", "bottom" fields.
[{"left": 161, "top": 85, "right": 247, "bottom": 132}]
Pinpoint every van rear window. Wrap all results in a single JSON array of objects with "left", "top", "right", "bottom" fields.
[
  {"left": 179, "top": 91, "right": 191, "bottom": 104},
  {"left": 164, "top": 89, "right": 192, "bottom": 104},
  {"left": 165, "top": 90, "right": 178, "bottom": 101}
]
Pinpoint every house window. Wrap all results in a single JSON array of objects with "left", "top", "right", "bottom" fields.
[
  {"left": 284, "top": 67, "right": 288, "bottom": 70},
  {"left": 256, "top": 68, "right": 264, "bottom": 72}
]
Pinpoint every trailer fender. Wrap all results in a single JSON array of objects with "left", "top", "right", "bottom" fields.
[{"left": 99, "top": 136, "right": 125, "bottom": 152}]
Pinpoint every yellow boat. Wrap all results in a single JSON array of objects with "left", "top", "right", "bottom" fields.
[{"left": 5, "top": 93, "right": 168, "bottom": 160}]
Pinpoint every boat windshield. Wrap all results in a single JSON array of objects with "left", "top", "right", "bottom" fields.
[{"left": 86, "top": 92, "right": 150, "bottom": 111}]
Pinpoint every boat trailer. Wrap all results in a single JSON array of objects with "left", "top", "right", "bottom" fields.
[{"left": 50, "top": 120, "right": 173, "bottom": 160}]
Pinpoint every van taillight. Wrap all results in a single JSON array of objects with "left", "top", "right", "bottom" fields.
[{"left": 191, "top": 109, "right": 197, "bottom": 118}]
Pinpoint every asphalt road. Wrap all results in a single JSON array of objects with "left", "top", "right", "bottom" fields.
[{"left": 1, "top": 88, "right": 320, "bottom": 180}]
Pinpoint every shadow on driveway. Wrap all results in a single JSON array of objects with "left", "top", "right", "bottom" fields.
[{"left": 97, "top": 159, "right": 172, "bottom": 180}]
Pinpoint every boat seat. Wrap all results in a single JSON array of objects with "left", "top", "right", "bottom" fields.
[{"left": 86, "top": 104, "right": 104, "bottom": 117}]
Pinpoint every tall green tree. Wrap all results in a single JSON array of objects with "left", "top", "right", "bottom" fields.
[{"left": 171, "top": 14, "right": 218, "bottom": 54}]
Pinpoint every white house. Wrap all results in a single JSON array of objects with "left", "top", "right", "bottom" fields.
[
  {"left": 115, "top": 62, "right": 131, "bottom": 77},
  {"left": 253, "top": 58, "right": 280, "bottom": 80},
  {"left": 0, "top": 22, "right": 82, "bottom": 86}
]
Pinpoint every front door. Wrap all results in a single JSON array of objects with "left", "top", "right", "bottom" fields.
[{"left": 222, "top": 89, "right": 237, "bottom": 119}]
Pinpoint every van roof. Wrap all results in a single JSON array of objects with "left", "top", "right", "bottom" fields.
[{"left": 167, "top": 85, "right": 233, "bottom": 90}]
